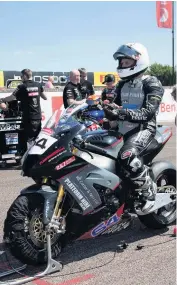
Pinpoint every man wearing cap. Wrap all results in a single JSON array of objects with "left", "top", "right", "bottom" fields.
[
  {"left": 78, "top": 68, "right": 95, "bottom": 98},
  {"left": 101, "top": 74, "right": 117, "bottom": 103}
]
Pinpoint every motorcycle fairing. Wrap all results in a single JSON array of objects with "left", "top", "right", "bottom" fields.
[
  {"left": 77, "top": 203, "right": 125, "bottom": 240},
  {"left": 58, "top": 163, "right": 121, "bottom": 215},
  {"left": 74, "top": 138, "right": 123, "bottom": 174},
  {"left": 28, "top": 132, "right": 58, "bottom": 155},
  {"left": 155, "top": 126, "right": 172, "bottom": 144}
]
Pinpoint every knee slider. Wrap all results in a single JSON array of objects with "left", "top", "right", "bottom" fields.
[
  {"left": 129, "top": 156, "right": 143, "bottom": 173},
  {"left": 119, "top": 147, "right": 143, "bottom": 173},
  {"left": 119, "top": 147, "right": 138, "bottom": 162}
]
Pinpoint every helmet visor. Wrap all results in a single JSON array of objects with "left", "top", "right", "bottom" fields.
[{"left": 113, "top": 45, "right": 140, "bottom": 61}]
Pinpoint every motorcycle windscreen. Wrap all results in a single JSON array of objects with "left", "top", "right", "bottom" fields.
[
  {"left": 28, "top": 109, "right": 87, "bottom": 155},
  {"left": 43, "top": 105, "right": 88, "bottom": 135}
]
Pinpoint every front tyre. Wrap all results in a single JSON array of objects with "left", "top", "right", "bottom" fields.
[
  {"left": 138, "top": 168, "right": 176, "bottom": 229},
  {"left": 3, "top": 194, "right": 63, "bottom": 265}
]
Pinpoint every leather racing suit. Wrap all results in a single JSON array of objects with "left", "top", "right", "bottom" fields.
[{"left": 103, "top": 75, "right": 164, "bottom": 212}]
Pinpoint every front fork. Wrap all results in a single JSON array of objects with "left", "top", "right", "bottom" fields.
[{"left": 43, "top": 178, "right": 66, "bottom": 234}]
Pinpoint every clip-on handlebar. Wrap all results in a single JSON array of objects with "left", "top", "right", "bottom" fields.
[{"left": 73, "top": 136, "right": 117, "bottom": 161}]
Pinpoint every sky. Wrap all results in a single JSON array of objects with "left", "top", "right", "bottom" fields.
[{"left": 0, "top": 1, "right": 175, "bottom": 72}]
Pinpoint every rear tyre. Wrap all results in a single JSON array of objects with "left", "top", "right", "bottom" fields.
[
  {"left": 138, "top": 168, "right": 176, "bottom": 229},
  {"left": 3, "top": 194, "right": 63, "bottom": 265}
]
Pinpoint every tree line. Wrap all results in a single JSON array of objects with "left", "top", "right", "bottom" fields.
[{"left": 145, "top": 63, "right": 176, "bottom": 86}]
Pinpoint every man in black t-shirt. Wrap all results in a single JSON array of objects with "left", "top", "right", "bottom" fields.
[
  {"left": 0, "top": 69, "right": 47, "bottom": 144},
  {"left": 63, "top": 69, "right": 85, "bottom": 109},
  {"left": 78, "top": 68, "right": 95, "bottom": 98}
]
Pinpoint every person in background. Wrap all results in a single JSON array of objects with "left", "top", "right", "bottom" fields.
[
  {"left": 101, "top": 74, "right": 116, "bottom": 103},
  {"left": 0, "top": 102, "right": 8, "bottom": 111},
  {"left": 0, "top": 103, "right": 7, "bottom": 118},
  {"left": 63, "top": 69, "right": 85, "bottom": 109},
  {"left": 0, "top": 69, "right": 47, "bottom": 146},
  {"left": 171, "top": 84, "right": 177, "bottom": 125},
  {"left": 171, "top": 84, "right": 176, "bottom": 101},
  {"left": 45, "top": 76, "right": 55, "bottom": 89},
  {"left": 78, "top": 68, "right": 95, "bottom": 98}
]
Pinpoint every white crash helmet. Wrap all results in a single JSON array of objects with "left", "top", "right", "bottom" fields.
[{"left": 113, "top": 43, "right": 150, "bottom": 80}]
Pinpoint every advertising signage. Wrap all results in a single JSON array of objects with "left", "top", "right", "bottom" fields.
[{"left": 1, "top": 71, "right": 94, "bottom": 88}]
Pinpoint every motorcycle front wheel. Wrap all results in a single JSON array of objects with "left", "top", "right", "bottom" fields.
[{"left": 3, "top": 194, "right": 64, "bottom": 265}]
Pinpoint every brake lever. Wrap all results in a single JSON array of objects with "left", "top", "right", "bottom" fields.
[
  {"left": 73, "top": 141, "right": 94, "bottom": 160},
  {"left": 79, "top": 146, "right": 94, "bottom": 159}
]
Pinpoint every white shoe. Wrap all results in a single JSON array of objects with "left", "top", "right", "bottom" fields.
[
  {"left": 141, "top": 199, "right": 155, "bottom": 213},
  {"left": 141, "top": 182, "right": 157, "bottom": 213}
]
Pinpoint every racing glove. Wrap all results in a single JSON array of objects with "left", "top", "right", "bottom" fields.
[{"left": 103, "top": 104, "right": 126, "bottom": 121}]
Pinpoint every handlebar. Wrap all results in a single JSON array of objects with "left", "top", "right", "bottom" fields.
[
  {"left": 73, "top": 137, "right": 116, "bottom": 161},
  {"left": 83, "top": 142, "right": 107, "bottom": 155},
  {"left": 72, "top": 137, "right": 94, "bottom": 159}
]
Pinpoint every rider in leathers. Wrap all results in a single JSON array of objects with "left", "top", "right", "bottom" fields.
[{"left": 103, "top": 43, "right": 164, "bottom": 213}]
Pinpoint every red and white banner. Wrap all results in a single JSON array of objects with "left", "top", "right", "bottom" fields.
[
  {"left": 0, "top": 89, "right": 177, "bottom": 124},
  {"left": 156, "top": 1, "right": 173, "bottom": 29}
]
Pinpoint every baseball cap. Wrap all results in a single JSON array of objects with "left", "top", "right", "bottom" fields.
[{"left": 102, "top": 74, "right": 115, "bottom": 84}]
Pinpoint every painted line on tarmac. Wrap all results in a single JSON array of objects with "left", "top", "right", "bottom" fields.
[
  {"left": 32, "top": 273, "right": 94, "bottom": 285},
  {"left": 164, "top": 146, "right": 176, "bottom": 149}
]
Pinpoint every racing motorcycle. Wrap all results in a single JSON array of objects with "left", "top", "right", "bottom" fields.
[{"left": 3, "top": 100, "right": 176, "bottom": 266}]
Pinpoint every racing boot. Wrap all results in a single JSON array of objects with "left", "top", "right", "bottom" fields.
[{"left": 131, "top": 166, "right": 157, "bottom": 213}]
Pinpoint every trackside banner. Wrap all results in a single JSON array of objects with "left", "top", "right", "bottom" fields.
[
  {"left": 0, "top": 71, "right": 94, "bottom": 88},
  {"left": 0, "top": 89, "right": 176, "bottom": 126}
]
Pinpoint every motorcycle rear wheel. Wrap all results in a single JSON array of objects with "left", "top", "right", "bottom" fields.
[
  {"left": 138, "top": 168, "right": 176, "bottom": 229},
  {"left": 3, "top": 194, "right": 64, "bottom": 265}
]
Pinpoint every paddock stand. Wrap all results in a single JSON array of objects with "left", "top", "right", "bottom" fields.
[{"left": 0, "top": 233, "right": 63, "bottom": 285}]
